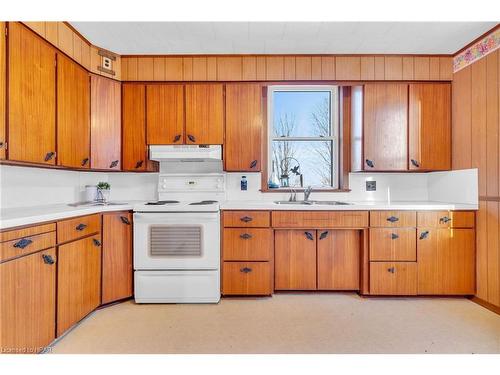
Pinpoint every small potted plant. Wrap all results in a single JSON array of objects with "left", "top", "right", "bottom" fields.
[{"left": 96, "top": 182, "right": 111, "bottom": 203}]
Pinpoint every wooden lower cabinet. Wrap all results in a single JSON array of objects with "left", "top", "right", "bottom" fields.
[
  {"left": 274, "top": 230, "right": 317, "bottom": 290},
  {"left": 102, "top": 212, "right": 133, "bottom": 304},
  {"left": 417, "top": 228, "right": 475, "bottom": 295},
  {"left": 370, "top": 262, "right": 417, "bottom": 295},
  {"left": 369, "top": 228, "right": 416, "bottom": 262},
  {"left": 317, "top": 230, "right": 360, "bottom": 290},
  {"left": 222, "top": 262, "right": 272, "bottom": 295},
  {"left": 57, "top": 234, "right": 102, "bottom": 336},
  {"left": 223, "top": 228, "right": 272, "bottom": 261},
  {"left": 0, "top": 248, "right": 56, "bottom": 354}
]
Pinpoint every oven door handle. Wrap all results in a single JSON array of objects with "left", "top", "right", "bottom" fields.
[{"left": 133, "top": 212, "right": 220, "bottom": 224}]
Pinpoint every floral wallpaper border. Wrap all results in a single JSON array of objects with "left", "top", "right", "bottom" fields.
[{"left": 454, "top": 28, "right": 500, "bottom": 72}]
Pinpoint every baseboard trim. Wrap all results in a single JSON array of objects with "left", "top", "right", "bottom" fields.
[{"left": 470, "top": 296, "right": 500, "bottom": 315}]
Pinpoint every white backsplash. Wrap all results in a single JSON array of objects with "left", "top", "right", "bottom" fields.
[{"left": 0, "top": 165, "right": 478, "bottom": 209}]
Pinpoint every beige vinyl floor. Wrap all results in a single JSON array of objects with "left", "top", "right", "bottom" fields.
[{"left": 50, "top": 293, "right": 500, "bottom": 354}]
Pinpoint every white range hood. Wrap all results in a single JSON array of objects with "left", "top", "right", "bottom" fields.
[{"left": 150, "top": 145, "right": 222, "bottom": 161}]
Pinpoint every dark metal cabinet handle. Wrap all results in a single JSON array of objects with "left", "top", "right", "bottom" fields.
[
  {"left": 239, "top": 233, "right": 252, "bottom": 239},
  {"left": 42, "top": 254, "right": 55, "bottom": 265},
  {"left": 173, "top": 134, "right": 181, "bottom": 143},
  {"left": 411, "top": 159, "right": 420, "bottom": 168},
  {"left": 419, "top": 231, "right": 430, "bottom": 240},
  {"left": 439, "top": 216, "right": 451, "bottom": 224},
  {"left": 240, "top": 267, "right": 252, "bottom": 273},
  {"left": 387, "top": 267, "right": 395, "bottom": 274},
  {"left": 391, "top": 233, "right": 399, "bottom": 240},
  {"left": 93, "top": 238, "right": 101, "bottom": 247},
  {"left": 13, "top": 238, "right": 33, "bottom": 249},
  {"left": 135, "top": 160, "right": 144, "bottom": 169},
  {"left": 304, "top": 231, "right": 314, "bottom": 241},
  {"left": 120, "top": 216, "right": 131, "bottom": 225},
  {"left": 75, "top": 223, "right": 87, "bottom": 231},
  {"left": 387, "top": 216, "right": 399, "bottom": 223},
  {"left": 319, "top": 231, "right": 329, "bottom": 240},
  {"left": 365, "top": 159, "right": 374, "bottom": 168},
  {"left": 0, "top": 141, "right": 4, "bottom": 148},
  {"left": 240, "top": 216, "right": 253, "bottom": 223},
  {"left": 109, "top": 160, "right": 119, "bottom": 168},
  {"left": 249, "top": 160, "right": 258, "bottom": 169},
  {"left": 81, "top": 158, "right": 89, "bottom": 167},
  {"left": 187, "top": 134, "right": 196, "bottom": 143},
  {"left": 44, "top": 152, "right": 55, "bottom": 161}
]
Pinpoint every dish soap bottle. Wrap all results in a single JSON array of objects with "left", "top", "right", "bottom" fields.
[{"left": 240, "top": 176, "right": 248, "bottom": 191}]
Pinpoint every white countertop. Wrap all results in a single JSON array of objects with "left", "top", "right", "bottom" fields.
[{"left": 0, "top": 200, "right": 478, "bottom": 230}]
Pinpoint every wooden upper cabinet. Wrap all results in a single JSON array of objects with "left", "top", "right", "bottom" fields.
[
  {"left": 122, "top": 84, "right": 147, "bottom": 171},
  {"left": 225, "top": 84, "right": 263, "bottom": 171},
  {"left": 8, "top": 22, "right": 56, "bottom": 165},
  {"left": 146, "top": 84, "right": 184, "bottom": 144},
  {"left": 363, "top": 84, "right": 408, "bottom": 171},
  {"left": 57, "top": 54, "right": 90, "bottom": 169},
  {"left": 0, "top": 248, "right": 57, "bottom": 354},
  {"left": 0, "top": 21, "right": 6, "bottom": 160},
  {"left": 90, "top": 75, "right": 121, "bottom": 170},
  {"left": 185, "top": 84, "right": 224, "bottom": 144},
  {"left": 409, "top": 83, "right": 451, "bottom": 171},
  {"left": 274, "top": 230, "right": 317, "bottom": 290},
  {"left": 102, "top": 212, "right": 133, "bottom": 304}
]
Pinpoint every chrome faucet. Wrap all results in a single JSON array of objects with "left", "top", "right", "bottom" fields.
[
  {"left": 288, "top": 186, "right": 297, "bottom": 202},
  {"left": 304, "top": 186, "right": 313, "bottom": 202}
]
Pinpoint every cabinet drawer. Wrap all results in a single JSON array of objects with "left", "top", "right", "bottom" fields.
[
  {"left": 223, "top": 228, "right": 272, "bottom": 261},
  {"left": 223, "top": 211, "right": 270, "bottom": 228},
  {"left": 57, "top": 214, "right": 101, "bottom": 244},
  {"left": 370, "top": 262, "right": 417, "bottom": 295},
  {"left": 369, "top": 228, "right": 416, "bottom": 261},
  {"left": 272, "top": 211, "right": 368, "bottom": 228},
  {"left": 370, "top": 211, "right": 416, "bottom": 227},
  {"left": 0, "top": 223, "right": 56, "bottom": 242},
  {"left": 222, "top": 261, "right": 272, "bottom": 295},
  {"left": 417, "top": 211, "right": 475, "bottom": 228},
  {"left": 1, "top": 231, "right": 56, "bottom": 262}
]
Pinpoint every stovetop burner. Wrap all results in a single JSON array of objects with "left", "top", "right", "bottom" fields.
[
  {"left": 145, "top": 200, "right": 180, "bottom": 205},
  {"left": 189, "top": 200, "right": 218, "bottom": 206}
]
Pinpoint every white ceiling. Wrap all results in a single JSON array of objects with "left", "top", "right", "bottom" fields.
[{"left": 70, "top": 22, "right": 497, "bottom": 55}]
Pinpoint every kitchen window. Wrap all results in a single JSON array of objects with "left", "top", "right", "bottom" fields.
[{"left": 267, "top": 86, "right": 340, "bottom": 190}]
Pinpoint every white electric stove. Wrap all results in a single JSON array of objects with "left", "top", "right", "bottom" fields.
[{"left": 133, "top": 145, "right": 225, "bottom": 304}]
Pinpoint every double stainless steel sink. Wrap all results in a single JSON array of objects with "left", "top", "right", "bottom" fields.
[
  {"left": 67, "top": 201, "right": 127, "bottom": 207},
  {"left": 273, "top": 200, "right": 351, "bottom": 206}
]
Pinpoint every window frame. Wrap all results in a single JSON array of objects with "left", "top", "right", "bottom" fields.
[{"left": 267, "top": 85, "right": 340, "bottom": 190}]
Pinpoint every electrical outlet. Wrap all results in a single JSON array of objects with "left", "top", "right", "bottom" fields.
[{"left": 366, "top": 181, "right": 376, "bottom": 191}]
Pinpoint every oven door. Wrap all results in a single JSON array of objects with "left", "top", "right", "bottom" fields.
[{"left": 133, "top": 212, "right": 220, "bottom": 270}]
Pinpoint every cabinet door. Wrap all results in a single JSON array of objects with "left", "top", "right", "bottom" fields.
[
  {"left": 370, "top": 262, "right": 417, "bottom": 295},
  {"left": 0, "top": 21, "right": 6, "bottom": 159},
  {"left": 317, "top": 230, "right": 360, "bottom": 290},
  {"left": 417, "top": 228, "right": 475, "bottom": 295},
  {"left": 185, "top": 84, "right": 224, "bottom": 144},
  {"left": 57, "top": 54, "right": 90, "bottom": 168},
  {"left": 274, "top": 230, "right": 316, "bottom": 290},
  {"left": 225, "top": 84, "right": 263, "bottom": 171},
  {"left": 363, "top": 84, "right": 408, "bottom": 171},
  {"left": 102, "top": 212, "right": 133, "bottom": 304},
  {"left": 90, "top": 74, "right": 121, "bottom": 170},
  {"left": 57, "top": 234, "right": 101, "bottom": 336},
  {"left": 8, "top": 22, "right": 56, "bottom": 164},
  {"left": 409, "top": 84, "right": 451, "bottom": 170},
  {"left": 146, "top": 84, "right": 184, "bottom": 144},
  {"left": 0, "top": 248, "right": 56, "bottom": 354},
  {"left": 122, "top": 84, "right": 147, "bottom": 171}
]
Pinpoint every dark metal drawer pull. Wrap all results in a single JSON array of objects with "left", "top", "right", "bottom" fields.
[
  {"left": 240, "top": 233, "right": 252, "bottom": 239},
  {"left": 44, "top": 151, "right": 55, "bottom": 161},
  {"left": 387, "top": 267, "right": 395, "bottom": 274},
  {"left": 387, "top": 216, "right": 399, "bottom": 223},
  {"left": 419, "top": 231, "right": 430, "bottom": 240},
  {"left": 240, "top": 267, "right": 252, "bottom": 273},
  {"left": 250, "top": 160, "right": 258, "bottom": 169},
  {"left": 81, "top": 158, "right": 89, "bottom": 167},
  {"left": 109, "top": 160, "right": 119, "bottom": 168},
  {"left": 240, "top": 216, "right": 253, "bottom": 223},
  {"left": 439, "top": 216, "right": 451, "bottom": 223},
  {"left": 75, "top": 223, "right": 87, "bottom": 231},
  {"left": 319, "top": 231, "right": 329, "bottom": 240},
  {"left": 391, "top": 233, "right": 399, "bottom": 240},
  {"left": 173, "top": 134, "right": 181, "bottom": 143},
  {"left": 305, "top": 231, "right": 314, "bottom": 241},
  {"left": 120, "top": 216, "right": 131, "bottom": 225},
  {"left": 93, "top": 238, "right": 101, "bottom": 247},
  {"left": 42, "top": 254, "right": 55, "bottom": 265},
  {"left": 365, "top": 159, "right": 374, "bottom": 168},
  {"left": 187, "top": 134, "right": 196, "bottom": 143},
  {"left": 135, "top": 160, "right": 144, "bottom": 169},
  {"left": 411, "top": 159, "right": 420, "bottom": 168},
  {"left": 13, "top": 238, "right": 33, "bottom": 249}
]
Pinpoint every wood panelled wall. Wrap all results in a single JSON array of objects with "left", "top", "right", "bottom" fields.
[
  {"left": 22, "top": 22, "right": 121, "bottom": 80},
  {"left": 452, "top": 49, "right": 500, "bottom": 309},
  {"left": 121, "top": 55, "right": 453, "bottom": 82}
]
